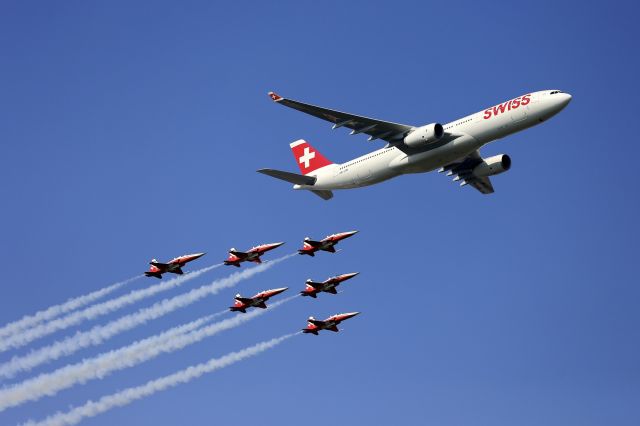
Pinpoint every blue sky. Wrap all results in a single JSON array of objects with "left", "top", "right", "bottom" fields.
[{"left": 1, "top": 1, "right": 639, "bottom": 425}]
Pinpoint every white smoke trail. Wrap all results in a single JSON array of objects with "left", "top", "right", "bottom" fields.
[
  {"left": 0, "top": 310, "right": 228, "bottom": 411},
  {"left": 0, "top": 275, "right": 140, "bottom": 341},
  {"left": 0, "top": 264, "right": 221, "bottom": 353},
  {"left": 21, "top": 333, "right": 297, "bottom": 426},
  {"left": 0, "top": 297, "right": 296, "bottom": 411},
  {"left": 0, "top": 255, "right": 293, "bottom": 378}
]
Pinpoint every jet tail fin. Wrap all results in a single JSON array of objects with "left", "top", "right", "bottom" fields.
[
  {"left": 257, "top": 169, "right": 316, "bottom": 186},
  {"left": 290, "top": 139, "right": 333, "bottom": 175}
]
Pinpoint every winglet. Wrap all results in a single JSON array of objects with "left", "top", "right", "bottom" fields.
[{"left": 268, "top": 91, "right": 283, "bottom": 102}]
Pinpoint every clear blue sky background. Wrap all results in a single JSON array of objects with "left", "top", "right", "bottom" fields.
[{"left": 1, "top": 1, "right": 638, "bottom": 425}]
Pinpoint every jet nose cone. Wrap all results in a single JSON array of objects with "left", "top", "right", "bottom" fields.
[{"left": 557, "top": 92, "right": 572, "bottom": 109}]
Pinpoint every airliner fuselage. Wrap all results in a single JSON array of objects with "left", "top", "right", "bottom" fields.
[{"left": 260, "top": 90, "right": 572, "bottom": 198}]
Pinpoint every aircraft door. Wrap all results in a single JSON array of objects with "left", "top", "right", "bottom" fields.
[
  {"left": 356, "top": 164, "right": 372, "bottom": 183},
  {"left": 510, "top": 106, "right": 528, "bottom": 124}
]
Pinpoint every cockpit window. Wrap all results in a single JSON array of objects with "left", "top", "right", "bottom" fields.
[{"left": 550, "top": 90, "right": 563, "bottom": 95}]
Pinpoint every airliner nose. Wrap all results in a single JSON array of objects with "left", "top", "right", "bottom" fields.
[{"left": 559, "top": 92, "right": 572, "bottom": 107}]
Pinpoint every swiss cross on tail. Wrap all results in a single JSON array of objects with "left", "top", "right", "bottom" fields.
[{"left": 290, "top": 140, "right": 333, "bottom": 175}]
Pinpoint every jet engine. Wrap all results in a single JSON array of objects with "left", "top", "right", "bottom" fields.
[
  {"left": 472, "top": 154, "right": 511, "bottom": 178},
  {"left": 404, "top": 123, "right": 444, "bottom": 148}
]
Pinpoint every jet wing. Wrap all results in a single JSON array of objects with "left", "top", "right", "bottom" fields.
[
  {"left": 441, "top": 150, "right": 495, "bottom": 194},
  {"left": 230, "top": 250, "right": 248, "bottom": 258},
  {"left": 269, "top": 92, "right": 414, "bottom": 143}
]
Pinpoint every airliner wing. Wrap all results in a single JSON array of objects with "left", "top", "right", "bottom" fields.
[
  {"left": 442, "top": 151, "right": 495, "bottom": 194},
  {"left": 466, "top": 176, "right": 494, "bottom": 194},
  {"left": 268, "top": 92, "right": 414, "bottom": 143}
]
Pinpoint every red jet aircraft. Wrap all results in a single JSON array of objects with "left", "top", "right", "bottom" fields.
[
  {"left": 224, "top": 242, "right": 284, "bottom": 267},
  {"left": 229, "top": 287, "right": 288, "bottom": 313},
  {"left": 144, "top": 253, "right": 206, "bottom": 279},
  {"left": 301, "top": 272, "right": 360, "bottom": 298},
  {"left": 302, "top": 312, "right": 360, "bottom": 335},
  {"left": 298, "top": 231, "right": 358, "bottom": 256}
]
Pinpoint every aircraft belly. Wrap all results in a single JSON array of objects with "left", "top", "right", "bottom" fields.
[{"left": 393, "top": 134, "right": 482, "bottom": 174}]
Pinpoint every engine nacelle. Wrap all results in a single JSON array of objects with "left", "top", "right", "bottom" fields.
[
  {"left": 404, "top": 123, "right": 444, "bottom": 148},
  {"left": 472, "top": 154, "right": 512, "bottom": 178}
]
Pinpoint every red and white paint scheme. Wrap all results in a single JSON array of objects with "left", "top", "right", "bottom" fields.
[
  {"left": 224, "top": 242, "right": 285, "bottom": 267},
  {"left": 229, "top": 287, "right": 288, "bottom": 313},
  {"left": 298, "top": 230, "right": 358, "bottom": 256},
  {"left": 302, "top": 312, "right": 360, "bottom": 335},
  {"left": 144, "top": 252, "right": 206, "bottom": 279},
  {"left": 301, "top": 272, "right": 359, "bottom": 298},
  {"left": 259, "top": 90, "right": 572, "bottom": 198}
]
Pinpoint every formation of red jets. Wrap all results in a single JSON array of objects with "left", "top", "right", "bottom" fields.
[{"left": 144, "top": 231, "right": 361, "bottom": 334}]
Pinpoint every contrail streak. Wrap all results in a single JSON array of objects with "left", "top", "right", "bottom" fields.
[
  {"left": 0, "top": 310, "right": 228, "bottom": 411},
  {"left": 0, "top": 264, "right": 221, "bottom": 353},
  {"left": 21, "top": 333, "right": 297, "bottom": 426},
  {"left": 0, "top": 276, "right": 140, "bottom": 340},
  {"left": 0, "top": 297, "right": 296, "bottom": 411},
  {"left": 0, "top": 256, "right": 293, "bottom": 378}
]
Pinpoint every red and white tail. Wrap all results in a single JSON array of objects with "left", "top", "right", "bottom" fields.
[{"left": 290, "top": 140, "right": 333, "bottom": 175}]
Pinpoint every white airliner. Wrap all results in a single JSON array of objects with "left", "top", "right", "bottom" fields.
[{"left": 259, "top": 90, "right": 571, "bottom": 199}]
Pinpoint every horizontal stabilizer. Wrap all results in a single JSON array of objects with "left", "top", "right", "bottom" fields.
[
  {"left": 257, "top": 169, "right": 316, "bottom": 185},
  {"left": 144, "top": 272, "right": 163, "bottom": 279},
  {"left": 311, "top": 190, "right": 333, "bottom": 200}
]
